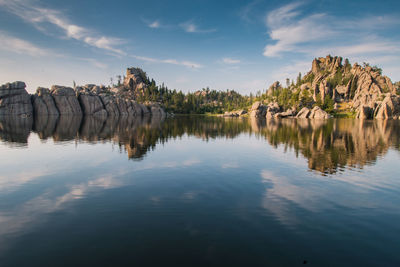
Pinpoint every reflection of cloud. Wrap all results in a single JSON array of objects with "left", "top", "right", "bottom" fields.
[
  {"left": 260, "top": 167, "right": 394, "bottom": 228},
  {"left": 183, "top": 158, "right": 201, "bottom": 166},
  {"left": 0, "top": 173, "right": 121, "bottom": 251},
  {"left": 182, "top": 192, "right": 196, "bottom": 200},
  {"left": 133, "top": 158, "right": 201, "bottom": 171},
  {"left": 0, "top": 169, "right": 53, "bottom": 192},
  {"left": 221, "top": 162, "right": 239, "bottom": 169},
  {"left": 261, "top": 170, "right": 308, "bottom": 227}
]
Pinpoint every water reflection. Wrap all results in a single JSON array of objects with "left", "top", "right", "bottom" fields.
[{"left": 1, "top": 115, "right": 399, "bottom": 173}]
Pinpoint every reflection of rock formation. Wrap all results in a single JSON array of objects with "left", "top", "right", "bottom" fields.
[
  {"left": 256, "top": 119, "right": 400, "bottom": 174},
  {"left": 0, "top": 116, "right": 33, "bottom": 144},
  {"left": 53, "top": 116, "right": 82, "bottom": 141},
  {"left": 1, "top": 116, "right": 399, "bottom": 173},
  {"left": 33, "top": 115, "right": 58, "bottom": 140}
]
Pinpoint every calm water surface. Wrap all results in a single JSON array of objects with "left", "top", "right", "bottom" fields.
[{"left": 0, "top": 115, "right": 400, "bottom": 266}]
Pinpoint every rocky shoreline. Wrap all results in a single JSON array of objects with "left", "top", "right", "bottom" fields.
[
  {"left": 0, "top": 81, "right": 165, "bottom": 119},
  {"left": 224, "top": 55, "right": 400, "bottom": 120},
  {"left": 2, "top": 56, "right": 399, "bottom": 121}
]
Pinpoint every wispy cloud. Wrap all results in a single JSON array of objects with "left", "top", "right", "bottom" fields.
[
  {"left": 148, "top": 20, "right": 161, "bottom": 29},
  {"left": 222, "top": 57, "right": 241, "bottom": 64},
  {"left": 263, "top": 2, "right": 400, "bottom": 58},
  {"left": 0, "top": 31, "right": 50, "bottom": 56},
  {"left": 239, "top": 0, "right": 261, "bottom": 23},
  {"left": 0, "top": 0, "right": 125, "bottom": 55},
  {"left": 180, "top": 21, "right": 217, "bottom": 33},
  {"left": 264, "top": 2, "right": 332, "bottom": 57},
  {"left": 0, "top": 31, "right": 108, "bottom": 69},
  {"left": 131, "top": 55, "right": 203, "bottom": 69}
]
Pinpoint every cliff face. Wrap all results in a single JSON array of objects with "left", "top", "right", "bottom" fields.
[
  {"left": 0, "top": 82, "right": 33, "bottom": 117},
  {"left": 257, "top": 55, "right": 400, "bottom": 119},
  {"left": 0, "top": 67, "right": 165, "bottom": 120}
]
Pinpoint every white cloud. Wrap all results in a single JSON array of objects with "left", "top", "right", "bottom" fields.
[
  {"left": 264, "top": 12, "right": 333, "bottom": 57},
  {"left": 131, "top": 55, "right": 203, "bottom": 69},
  {"left": 263, "top": 2, "right": 400, "bottom": 58},
  {"left": 222, "top": 58, "right": 241, "bottom": 64},
  {"left": 180, "top": 21, "right": 217, "bottom": 33},
  {"left": 0, "top": 0, "right": 125, "bottom": 55},
  {"left": 0, "top": 31, "right": 50, "bottom": 56},
  {"left": 0, "top": 31, "right": 108, "bottom": 70},
  {"left": 265, "top": 1, "right": 303, "bottom": 29},
  {"left": 149, "top": 20, "right": 161, "bottom": 29}
]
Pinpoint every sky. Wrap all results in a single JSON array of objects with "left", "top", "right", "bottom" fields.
[{"left": 0, "top": 0, "right": 399, "bottom": 94}]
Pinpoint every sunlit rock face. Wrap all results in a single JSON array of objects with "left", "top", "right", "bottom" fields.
[
  {"left": 263, "top": 55, "right": 400, "bottom": 119},
  {"left": 123, "top": 67, "right": 149, "bottom": 92}
]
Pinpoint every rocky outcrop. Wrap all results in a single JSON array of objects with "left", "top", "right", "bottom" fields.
[
  {"left": 374, "top": 95, "right": 400, "bottom": 119},
  {"left": 123, "top": 67, "right": 148, "bottom": 93},
  {"left": 51, "top": 86, "right": 82, "bottom": 115},
  {"left": 0, "top": 81, "right": 33, "bottom": 117},
  {"left": 265, "top": 102, "right": 280, "bottom": 118},
  {"left": 78, "top": 93, "right": 107, "bottom": 117},
  {"left": 274, "top": 109, "right": 295, "bottom": 118},
  {"left": 1, "top": 76, "right": 166, "bottom": 121},
  {"left": 296, "top": 107, "right": 311, "bottom": 118},
  {"left": 308, "top": 106, "right": 331, "bottom": 119},
  {"left": 223, "top": 110, "right": 247, "bottom": 117},
  {"left": 356, "top": 106, "right": 373, "bottom": 120},
  {"left": 75, "top": 84, "right": 107, "bottom": 117},
  {"left": 148, "top": 103, "right": 166, "bottom": 118},
  {"left": 100, "top": 95, "right": 120, "bottom": 116},
  {"left": 258, "top": 55, "right": 400, "bottom": 120},
  {"left": 250, "top": 101, "right": 267, "bottom": 118},
  {"left": 32, "top": 87, "right": 59, "bottom": 116}
]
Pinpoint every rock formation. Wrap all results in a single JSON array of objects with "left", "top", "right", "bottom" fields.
[
  {"left": 0, "top": 68, "right": 167, "bottom": 120},
  {"left": 356, "top": 106, "right": 373, "bottom": 120},
  {"left": 249, "top": 101, "right": 267, "bottom": 118},
  {"left": 50, "top": 86, "right": 82, "bottom": 115},
  {"left": 124, "top": 68, "right": 148, "bottom": 94},
  {"left": 0, "top": 82, "right": 33, "bottom": 116},
  {"left": 76, "top": 86, "right": 107, "bottom": 117},
  {"left": 223, "top": 110, "right": 247, "bottom": 117},
  {"left": 296, "top": 107, "right": 311, "bottom": 118},
  {"left": 308, "top": 106, "right": 331, "bottom": 119},
  {"left": 260, "top": 55, "right": 400, "bottom": 120},
  {"left": 32, "top": 87, "right": 59, "bottom": 116}
]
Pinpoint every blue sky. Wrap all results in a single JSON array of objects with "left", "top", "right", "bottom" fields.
[{"left": 0, "top": 0, "right": 399, "bottom": 94}]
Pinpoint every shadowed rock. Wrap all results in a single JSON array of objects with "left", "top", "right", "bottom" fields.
[
  {"left": 32, "top": 87, "right": 59, "bottom": 116},
  {"left": 51, "top": 86, "right": 82, "bottom": 115},
  {"left": 0, "top": 82, "right": 33, "bottom": 117},
  {"left": 0, "top": 116, "right": 33, "bottom": 144}
]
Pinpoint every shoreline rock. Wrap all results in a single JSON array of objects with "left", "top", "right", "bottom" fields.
[
  {"left": 0, "top": 82, "right": 33, "bottom": 117},
  {"left": 0, "top": 81, "right": 166, "bottom": 120}
]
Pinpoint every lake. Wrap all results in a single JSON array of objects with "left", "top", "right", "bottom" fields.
[{"left": 0, "top": 115, "right": 400, "bottom": 266}]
